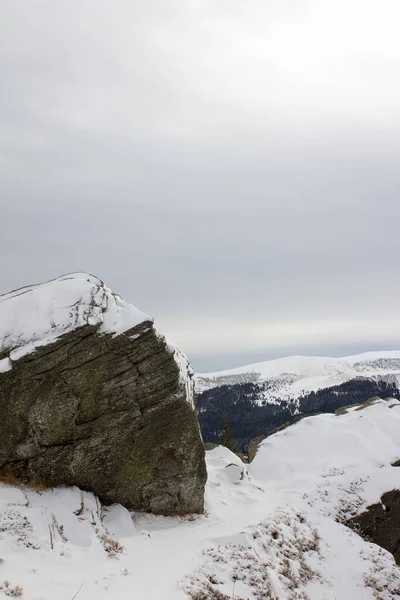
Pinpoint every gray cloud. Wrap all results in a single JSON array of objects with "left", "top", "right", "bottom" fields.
[{"left": 1, "top": 1, "right": 400, "bottom": 371}]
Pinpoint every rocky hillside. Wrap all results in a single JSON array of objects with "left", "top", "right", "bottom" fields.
[
  {"left": 0, "top": 398, "right": 399, "bottom": 600},
  {"left": 196, "top": 352, "right": 400, "bottom": 450},
  {"left": 0, "top": 273, "right": 206, "bottom": 515}
]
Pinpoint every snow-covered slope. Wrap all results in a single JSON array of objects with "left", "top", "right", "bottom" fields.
[
  {"left": 0, "top": 273, "right": 151, "bottom": 373},
  {"left": 0, "top": 398, "right": 400, "bottom": 599},
  {"left": 196, "top": 351, "right": 400, "bottom": 405}
]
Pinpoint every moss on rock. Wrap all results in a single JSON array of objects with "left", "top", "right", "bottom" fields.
[{"left": 0, "top": 319, "right": 207, "bottom": 514}]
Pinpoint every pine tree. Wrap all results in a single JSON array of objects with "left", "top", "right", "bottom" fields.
[{"left": 219, "top": 410, "right": 236, "bottom": 452}]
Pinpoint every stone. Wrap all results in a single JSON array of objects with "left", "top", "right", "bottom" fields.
[
  {"left": 347, "top": 490, "right": 400, "bottom": 565},
  {"left": 0, "top": 273, "right": 207, "bottom": 514}
]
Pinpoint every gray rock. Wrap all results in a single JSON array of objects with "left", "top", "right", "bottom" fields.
[{"left": 0, "top": 273, "right": 207, "bottom": 514}]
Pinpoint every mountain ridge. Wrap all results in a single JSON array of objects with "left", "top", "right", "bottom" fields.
[
  {"left": 195, "top": 351, "right": 400, "bottom": 450},
  {"left": 196, "top": 350, "right": 400, "bottom": 404}
]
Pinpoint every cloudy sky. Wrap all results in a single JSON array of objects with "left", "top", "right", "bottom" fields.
[{"left": 1, "top": 1, "right": 400, "bottom": 371}]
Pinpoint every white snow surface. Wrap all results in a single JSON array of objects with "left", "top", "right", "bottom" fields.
[
  {"left": 196, "top": 351, "right": 400, "bottom": 404},
  {"left": 0, "top": 273, "right": 151, "bottom": 362},
  {"left": 1, "top": 398, "right": 400, "bottom": 599}
]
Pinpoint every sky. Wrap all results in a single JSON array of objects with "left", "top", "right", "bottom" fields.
[{"left": 1, "top": 0, "right": 400, "bottom": 372}]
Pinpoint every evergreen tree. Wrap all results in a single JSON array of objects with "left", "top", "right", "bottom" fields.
[{"left": 219, "top": 410, "right": 236, "bottom": 451}]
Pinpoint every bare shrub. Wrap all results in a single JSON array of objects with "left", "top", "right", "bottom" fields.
[
  {"left": 188, "top": 583, "right": 246, "bottom": 600},
  {"left": 183, "top": 508, "right": 322, "bottom": 600},
  {"left": 99, "top": 535, "right": 124, "bottom": 558},
  {"left": 0, "top": 581, "right": 23, "bottom": 597}
]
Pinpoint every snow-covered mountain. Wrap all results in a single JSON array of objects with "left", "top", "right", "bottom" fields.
[
  {"left": 195, "top": 351, "right": 400, "bottom": 450},
  {"left": 1, "top": 398, "right": 399, "bottom": 599},
  {"left": 196, "top": 351, "right": 400, "bottom": 404}
]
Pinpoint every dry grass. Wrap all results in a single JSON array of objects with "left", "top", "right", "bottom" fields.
[
  {"left": 0, "top": 471, "right": 47, "bottom": 492},
  {"left": 99, "top": 535, "right": 124, "bottom": 558},
  {"left": 0, "top": 473, "right": 24, "bottom": 487},
  {"left": 188, "top": 583, "right": 247, "bottom": 600},
  {"left": 0, "top": 581, "right": 23, "bottom": 597},
  {"left": 183, "top": 509, "right": 321, "bottom": 600}
]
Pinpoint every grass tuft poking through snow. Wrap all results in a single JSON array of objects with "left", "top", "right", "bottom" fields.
[
  {"left": 363, "top": 546, "right": 400, "bottom": 599},
  {"left": 183, "top": 508, "right": 323, "bottom": 600},
  {"left": 0, "top": 581, "right": 23, "bottom": 597},
  {"left": 98, "top": 535, "right": 124, "bottom": 558}
]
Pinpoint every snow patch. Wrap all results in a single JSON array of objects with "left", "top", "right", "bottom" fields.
[{"left": 0, "top": 357, "right": 12, "bottom": 373}]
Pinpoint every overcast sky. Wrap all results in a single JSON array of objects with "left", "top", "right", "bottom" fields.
[{"left": 1, "top": 1, "right": 400, "bottom": 372}]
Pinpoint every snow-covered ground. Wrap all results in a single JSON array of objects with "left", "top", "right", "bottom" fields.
[
  {"left": 196, "top": 351, "right": 400, "bottom": 405},
  {"left": 0, "top": 398, "right": 399, "bottom": 599}
]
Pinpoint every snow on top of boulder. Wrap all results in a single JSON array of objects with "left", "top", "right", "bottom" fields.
[{"left": 0, "top": 273, "right": 151, "bottom": 363}]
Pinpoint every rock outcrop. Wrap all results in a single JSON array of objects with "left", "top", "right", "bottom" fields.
[
  {"left": 0, "top": 273, "right": 207, "bottom": 514},
  {"left": 347, "top": 490, "right": 400, "bottom": 565}
]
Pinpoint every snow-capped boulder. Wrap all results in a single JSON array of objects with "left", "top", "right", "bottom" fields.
[{"left": 0, "top": 273, "right": 207, "bottom": 514}]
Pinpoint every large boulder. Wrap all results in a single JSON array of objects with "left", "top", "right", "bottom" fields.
[{"left": 0, "top": 273, "right": 207, "bottom": 514}]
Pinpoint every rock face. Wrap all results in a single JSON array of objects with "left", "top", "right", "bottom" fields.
[
  {"left": 347, "top": 490, "right": 400, "bottom": 565},
  {"left": 0, "top": 273, "right": 207, "bottom": 514}
]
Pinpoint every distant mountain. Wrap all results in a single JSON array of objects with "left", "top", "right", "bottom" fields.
[{"left": 195, "top": 351, "right": 400, "bottom": 450}]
